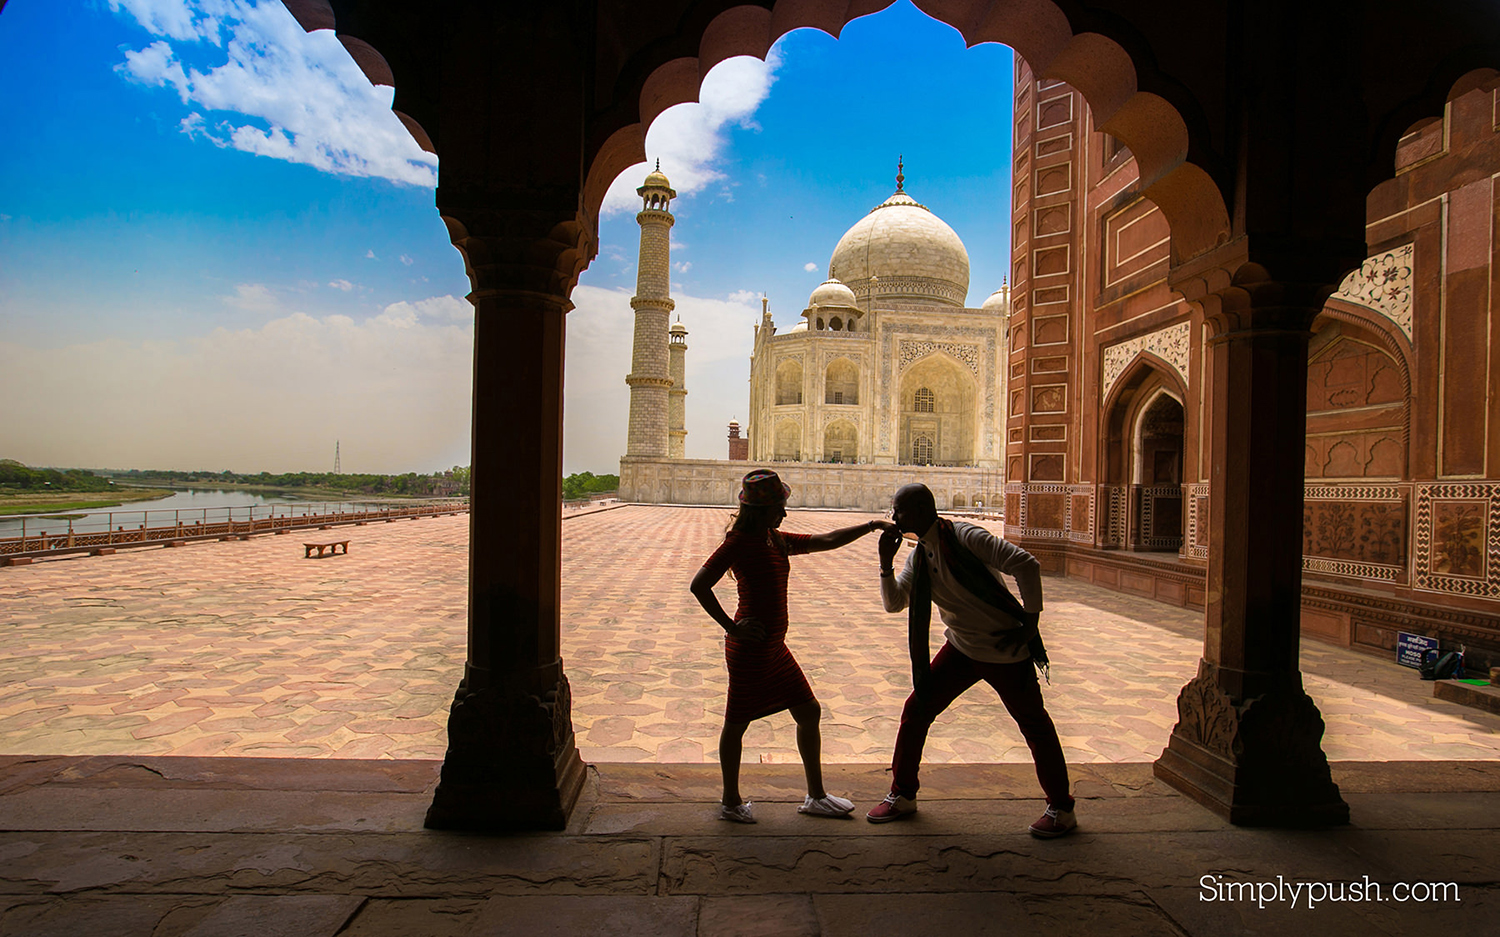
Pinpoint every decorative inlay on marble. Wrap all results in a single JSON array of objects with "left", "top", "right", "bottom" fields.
[
  {"left": 897, "top": 340, "right": 980, "bottom": 375},
  {"left": 1101, "top": 321, "right": 1191, "bottom": 402},
  {"left": 1332, "top": 243, "right": 1414, "bottom": 343}
]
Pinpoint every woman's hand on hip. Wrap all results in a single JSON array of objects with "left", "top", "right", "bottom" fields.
[{"left": 726, "top": 617, "right": 766, "bottom": 641}]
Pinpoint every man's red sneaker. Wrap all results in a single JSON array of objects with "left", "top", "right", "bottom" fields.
[
  {"left": 1028, "top": 805, "right": 1077, "bottom": 838},
  {"left": 865, "top": 793, "right": 918, "bottom": 823}
]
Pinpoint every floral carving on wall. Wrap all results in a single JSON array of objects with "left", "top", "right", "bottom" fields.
[
  {"left": 1302, "top": 501, "right": 1406, "bottom": 566},
  {"left": 1332, "top": 243, "right": 1414, "bottom": 343},
  {"left": 1101, "top": 321, "right": 1191, "bottom": 403},
  {"left": 1431, "top": 500, "right": 1486, "bottom": 578}
]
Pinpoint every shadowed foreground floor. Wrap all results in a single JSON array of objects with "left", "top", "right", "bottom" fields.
[{"left": 0, "top": 755, "right": 1496, "bottom": 935}]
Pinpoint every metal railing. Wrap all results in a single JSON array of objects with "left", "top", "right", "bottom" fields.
[{"left": 0, "top": 499, "right": 469, "bottom": 562}]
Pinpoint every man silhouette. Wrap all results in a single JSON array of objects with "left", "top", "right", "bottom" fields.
[{"left": 866, "top": 483, "right": 1076, "bottom": 837}]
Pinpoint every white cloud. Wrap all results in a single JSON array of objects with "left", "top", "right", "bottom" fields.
[
  {"left": 600, "top": 50, "right": 782, "bottom": 215},
  {"left": 328, "top": 278, "right": 354, "bottom": 291},
  {"left": 0, "top": 214, "right": 11, "bottom": 222},
  {"left": 565, "top": 285, "right": 760, "bottom": 472},
  {"left": 399, "top": 254, "right": 414, "bottom": 266},
  {"left": 803, "top": 262, "right": 818, "bottom": 273},
  {"left": 0, "top": 300, "right": 473, "bottom": 473},
  {"left": 365, "top": 249, "right": 377, "bottom": 259},
  {"left": 113, "top": 0, "right": 437, "bottom": 187},
  {"left": 222, "top": 282, "right": 276, "bottom": 311},
  {"left": 675, "top": 261, "right": 692, "bottom": 273},
  {"left": 379, "top": 295, "right": 472, "bottom": 323},
  {"left": 110, "top": 0, "right": 229, "bottom": 44}
]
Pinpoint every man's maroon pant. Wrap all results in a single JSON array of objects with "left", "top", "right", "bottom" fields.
[{"left": 891, "top": 641, "right": 1074, "bottom": 809}]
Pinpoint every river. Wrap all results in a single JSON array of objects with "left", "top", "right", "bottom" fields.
[{"left": 0, "top": 488, "right": 398, "bottom": 539}]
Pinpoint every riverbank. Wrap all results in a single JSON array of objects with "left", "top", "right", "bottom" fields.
[
  {"left": 0, "top": 488, "right": 172, "bottom": 516},
  {"left": 115, "top": 479, "right": 460, "bottom": 501}
]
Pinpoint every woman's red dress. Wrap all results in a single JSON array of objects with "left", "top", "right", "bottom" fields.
[{"left": 699, "top": 529, "right": 816, "bottom": 723}]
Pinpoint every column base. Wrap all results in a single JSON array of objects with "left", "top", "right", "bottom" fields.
[
  {"left": 1153, "top": 660, "right": 1349, "bottom": 827},
  {"left": 424, "top": 672, "right": 587, "bottom": 832}
]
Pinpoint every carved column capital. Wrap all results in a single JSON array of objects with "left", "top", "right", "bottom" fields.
[{"left": 437, "top": 185, "right": 596, "bottom": 299}]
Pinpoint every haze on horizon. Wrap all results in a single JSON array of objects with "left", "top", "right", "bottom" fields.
[{"left": 0, "top": 0, "right": 1014, "bottom": 477}]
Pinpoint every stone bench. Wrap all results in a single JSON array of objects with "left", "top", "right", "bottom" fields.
[{"left": 303, "top": 540, "right": 349, "bottom": 559}]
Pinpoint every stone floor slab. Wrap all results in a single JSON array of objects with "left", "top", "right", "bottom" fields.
[
  {"left": 469, "top": 896, "right": 699, "bottom": 937},
  {"left": 180, "top": 895, "right": 365, "bottom": 937},
  {"left": 4, "top": 507, "right": 1498, "bottom": 766}
]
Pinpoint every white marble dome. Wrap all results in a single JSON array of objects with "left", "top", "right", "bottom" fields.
[
  {"left": 829, "top": 189, "right": 970, "bottom": 307},
  {"left": 807, "top": 276, "right": 859, "bottom": 310}
]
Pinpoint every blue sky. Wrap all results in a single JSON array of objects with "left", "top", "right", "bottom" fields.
[{"left": 0, "top": 0, "right": 1013, "bottom": 475}]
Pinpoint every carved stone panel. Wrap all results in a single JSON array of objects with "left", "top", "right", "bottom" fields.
[
  {"left": 1101, "top": 322, "right": 1191, "bottom": 402},
  {"left": 1414, "top": 483, "right": 1500, "bottom": 597},
  {"left": 1030, "top": 492, "right": 1065, "bottom": 530},
  {"left": 1332, "top": 243, "right": 1414, "bottom": 343}
]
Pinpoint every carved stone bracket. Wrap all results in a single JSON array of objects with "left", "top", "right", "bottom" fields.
[
  {"left": 1171, "top": 661, "right": 1237, "bottom": 758},
  {"left": 424, "top": 672, "right": 586, "bottom": 831},
  {"left": 1156, "top": 659, "right": 1348, "bottom": 827}
]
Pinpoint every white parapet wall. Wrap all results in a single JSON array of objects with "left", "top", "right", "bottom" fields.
[{"left": 619, "top": 457, "right": 1004, "bottom": 513}]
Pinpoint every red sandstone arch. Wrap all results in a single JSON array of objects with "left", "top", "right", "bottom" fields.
[
  {"left": 583, "top": 0, "right": 1231, "bottom": 262},
  {"left": 281, "top": 0, "right": 439, "bottom": 157},
  {"left": 1100, "top": 353, "right": 1189, "bottom": 488}
]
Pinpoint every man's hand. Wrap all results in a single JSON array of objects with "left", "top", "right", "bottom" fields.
[
  {"left": 726, "top": 617, "right": 766, "bottom": 642},
  {"left": 878, "top": 527, "right": 903, "bottom": 569}
]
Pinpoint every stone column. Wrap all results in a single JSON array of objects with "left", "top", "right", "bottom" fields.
[
  {"left": 1153, "top": 274, "right": 1348, "bottom": 827},
  {"left": 668, "top": 321, "right": 688, "bottom": 459},
  {"left": 424, "top": 200, "right": 588, "bottom": 832}
]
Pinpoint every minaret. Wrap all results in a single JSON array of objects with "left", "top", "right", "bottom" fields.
[
  {"left": 625, "top": 162, "right": 676, "bottom": 458},
  {"left": 668, "top": 316, "right": 689, "bottom": 458}
]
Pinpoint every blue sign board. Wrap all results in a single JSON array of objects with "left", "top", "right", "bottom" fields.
[{"left": 1396, "top": 632, "right": 1439, "bottom": 669}]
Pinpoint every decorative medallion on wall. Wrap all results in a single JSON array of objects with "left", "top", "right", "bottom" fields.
[
  {"left": 1332, "top": 243, "right": 1414, "bottom": 344},
  {"left": 1414, "top": 483, "right": 1500, "bottom": 597},
  {"left": 897, "top": 340, "right": 980, "bottom": 375},
  {"left": 1100, "top": 321, "right": 1191, "bottom": 403}
]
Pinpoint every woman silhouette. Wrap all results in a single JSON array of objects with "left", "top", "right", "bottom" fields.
[{"left": 691, "top": 470, "right": 893, "bottom": 822}]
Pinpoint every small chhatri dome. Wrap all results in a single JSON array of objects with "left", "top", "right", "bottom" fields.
[
  {"left": 637, "top": 159, "right": 676, "bottom": 211},
  {"left": 670, "top": 318, "right": 688, "bottom": 334},
  {"left": 981, "top": 284, "right": 1010, "bottom": 313},
  {"left": 643, "top": 158, "right": 671, "bottom": 190},
  {"left": 828, "top": 160, "right": 970, "bottom": 308},
  {"left": 807, "top": 276, "right": 858, "bottom": 310}
]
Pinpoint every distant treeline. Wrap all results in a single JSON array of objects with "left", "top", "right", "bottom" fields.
[
  {"left": 110, "top": 466, "right": 471, "bottom": 497},
  {"left": 563, "top": 472, "right": 619, "bottom": 501},
  {"left": 0, "top": 459, "right": 114, "bottom": 492}
]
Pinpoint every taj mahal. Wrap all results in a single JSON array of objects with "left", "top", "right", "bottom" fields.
[{"left": 618, "top": 160, "right": 1011, "bottom": 512}]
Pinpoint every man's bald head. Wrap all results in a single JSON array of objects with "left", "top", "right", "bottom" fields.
[{"left": 892, "top": 483, "right": 938, "bottom": 534}]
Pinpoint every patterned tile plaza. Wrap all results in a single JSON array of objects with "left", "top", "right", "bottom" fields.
[{"left": 2, "top": 506, "right": 1497, "bottom": 766}]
